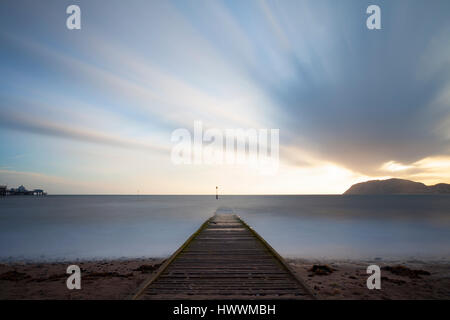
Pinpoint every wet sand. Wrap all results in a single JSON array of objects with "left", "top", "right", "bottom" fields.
[
  {"left": 0, "top": 258, "right": 448, "bottom": 299},
  {"left": 0, "top": 258, "right": 163, "bottom": 300},
  {"left": 289, "top": 258, "right": 450, "bottom": 300}
]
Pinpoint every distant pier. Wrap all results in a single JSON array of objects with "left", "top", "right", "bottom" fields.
[
  {"left": 133, "top": 213, "right": 314, "bottom": 300},
  {"left": 0, "top": 185, "right": 46, "bottom": 196}
]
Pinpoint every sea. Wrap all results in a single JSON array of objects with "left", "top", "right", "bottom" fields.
[{"left": 0, "top": 195, "right": 449, "bottom": 262}]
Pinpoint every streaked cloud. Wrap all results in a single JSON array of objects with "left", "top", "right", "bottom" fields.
[
  {"left": 380, "top": 161, "right": 414, "bottom": 172},
  {"left": 378, "top": 156, "right": 450, "bottom": 185},
  {"left": 0, "top": 109, "right": 168, "bottom": 154},
  {"left": 1, "top": 0, "right": 450, "bottom": 193}
]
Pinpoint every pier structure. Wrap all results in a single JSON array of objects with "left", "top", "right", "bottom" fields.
[
  {"left": 0, "top": 185, "right": 46, "bottom": 196},
  {"left": 133, "top": 213, "right": 314, "bottom": 300}
]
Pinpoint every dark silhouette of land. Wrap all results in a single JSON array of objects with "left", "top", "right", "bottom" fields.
[{"left": 344, "top": 178, "right": 450, "bottom": 195}]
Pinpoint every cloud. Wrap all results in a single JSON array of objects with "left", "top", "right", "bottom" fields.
[
  {"left": 378, "top": 156, "right": 450, "bottom": 185},
  {"left": 380, "top": 161, "right": 414, "bottom": 172},
  {"left": 2, "top": 1, "right": 450, "bottom": 193},
  {"left": 1, "top": 19, "right": 270, "bottom": 130},
  {"left": 0, "top": 110, "right": 168, "bottom": 154},
  {"left": 236, "top": 0, "right": 450, "bottom": 175}
]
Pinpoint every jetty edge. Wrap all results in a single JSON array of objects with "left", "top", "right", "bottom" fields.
[{"left": 131, "top": 213, "right": 316, "bottom": 300}]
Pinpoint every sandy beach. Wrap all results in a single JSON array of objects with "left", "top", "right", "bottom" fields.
[
  {"left": 288, "top": 258, "right": 450, "bottom": 300},
  {"left": 0, "top": 258, "right": 448, "bottom": 300}
]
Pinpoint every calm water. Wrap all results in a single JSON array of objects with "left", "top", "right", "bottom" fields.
[{"left": 0, "top": 195, "right": 449, "bottom": 261}]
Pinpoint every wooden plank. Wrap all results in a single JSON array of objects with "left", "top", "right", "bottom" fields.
[
  {"left": 132, "top": 214, "right": 315, "bottom": 300},
  {"left": 236, "top": 215, "right": 316, "bottom": 298},
  {"left": 129, "top": 217, "right": 212, "bottom": 300}
]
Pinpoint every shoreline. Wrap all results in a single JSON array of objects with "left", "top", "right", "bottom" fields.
[{"left": 1, "top": 257, "right": 448, "bottom": 300}]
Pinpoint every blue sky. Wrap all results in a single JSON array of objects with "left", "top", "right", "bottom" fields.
[{"left": 1, "top": 0, "right": 450, "bottom": 194}]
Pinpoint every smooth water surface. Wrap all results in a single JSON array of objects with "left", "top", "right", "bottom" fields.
[{"left": 0, "top": 195, "right": 449, "bottom": 261}]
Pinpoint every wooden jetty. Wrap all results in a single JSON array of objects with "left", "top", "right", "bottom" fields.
[{"left": 132, "top": 213, "right": 315, "bottom": 300}]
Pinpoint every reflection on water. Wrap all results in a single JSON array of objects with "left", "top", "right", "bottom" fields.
[{"left": 0, "top": 195, "right": 449, "bottom": 261}]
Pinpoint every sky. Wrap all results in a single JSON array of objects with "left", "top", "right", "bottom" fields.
[{"left": 1, "top": 0, "right": 450, "bottom": 194}]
